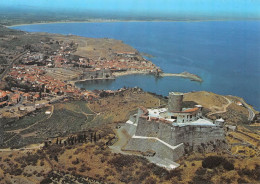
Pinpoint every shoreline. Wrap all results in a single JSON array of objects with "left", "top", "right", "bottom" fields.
[
  {"left": 72, "top": 71, "right": 203, "bottom": 83},
  {"left": 6, "top": 18, "right": 259, "bottom": 28},
  {"left": 160, "top": 72, "right": 203, "bottom": 83},
  {"left": 112, "top": 71, "right": 152, "bottom": 77},
  {"left": 68, "top": 77, "right": 116, "bottom": 85}
]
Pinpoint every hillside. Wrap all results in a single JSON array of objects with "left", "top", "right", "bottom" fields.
[{"left": 0, "top": 90, "right": 259, "bottom": 183}]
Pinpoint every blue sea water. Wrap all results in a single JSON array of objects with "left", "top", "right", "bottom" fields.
[{"left": 12, "top": 21, "right": 260, "bottom": 110}]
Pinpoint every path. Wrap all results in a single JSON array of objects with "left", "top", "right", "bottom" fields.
[
  {"left": 110, "top": 124, "right": 181, "bottom": 170},
  {"left": 207, "top": 96, "right": 232, "bottom": 116},
  {"left": 110, "top": 127, "right": 131, "bottom": 154},
  {"left": 132, "top": 135, "right": 183, "bottom": 150},
  {"left": 0, "top": 143, "right": 44, "bottom": 152}
]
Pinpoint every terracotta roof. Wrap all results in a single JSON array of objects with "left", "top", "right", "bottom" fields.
[
  {"left": 183, "top": 107, "right": 199, "bottom": 113},
  {"left": 0, "top": 91, "right": 7, "bottom": 98}
]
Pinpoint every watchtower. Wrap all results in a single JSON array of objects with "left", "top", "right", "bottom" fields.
[{"left": 168, "top": 92, "right": 184, "bottom": 112}]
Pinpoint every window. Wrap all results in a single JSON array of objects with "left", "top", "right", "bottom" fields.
[{"left": 171, "top": 116, "right": 177, "bottom": 119}]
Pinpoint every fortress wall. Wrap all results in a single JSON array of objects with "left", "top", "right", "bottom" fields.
[
  {"left": 123, "top": 123, "right": 137, "bottom": 137},
  {"left": 81, "top": 69, "right": 113, "bottom": 80},
  {"left": 135, "top": 117, "right": 175, "bottom": 145},
  {"left": 135, "top": 117, "right": 160, "bottom": 137},
  {"left": 135, "top": 117, "right": 225, "bottom": 148},
  {"left": 124, "top": 138, "right": 184, "bottom": 161},
  {"left": 172, "top": 125, "right": 225, "bottom": 147},
  {"left": 129, "top": 115, "right": 136, "bottom": 124}
]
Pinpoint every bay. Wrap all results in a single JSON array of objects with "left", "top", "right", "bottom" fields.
[{"left": 12, "top": 21, "right": 260, "bottom": 110}]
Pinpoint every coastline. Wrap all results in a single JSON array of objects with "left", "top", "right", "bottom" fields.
[
  {"left": 6, "top": 18, "right": 257, "bottom": 28},
  {"left": 68, "top": 77, "right": 116, "bottom": 85},
  {"left": 69, "top": 71, "right": 203, "bottom": 86},
  {"left": 112, "top": 71, "right": 152, "bottom": 77},
  {"left": 111, "top": 71, "right": 202, "bottom": 82},
  {"left": 160, "top": 72, "right": 203, "bottom": 83}
]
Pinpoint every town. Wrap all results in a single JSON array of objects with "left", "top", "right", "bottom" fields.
[{"left": 0, "top": 26, "right": 160, "bottom": 118}]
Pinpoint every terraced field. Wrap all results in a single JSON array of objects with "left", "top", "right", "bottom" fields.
[{"left": 1, "top": 101, "right": 96, "bottom": 148}]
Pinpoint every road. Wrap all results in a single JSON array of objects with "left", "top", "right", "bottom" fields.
[
  {"left": 228, "top": 95, "right": 255, "bottom": 121},
  {"left": 0, "top": 144, "right": 44, "bottom": 152},
  {"left": 240, "top": 98, "right": 255, "bottom": 121},
  {"left": 207, "top": 96, "right": 232, "bottom": 116},
  {"left": 0, "top": 51, "right": 27, "bottom": 82}
]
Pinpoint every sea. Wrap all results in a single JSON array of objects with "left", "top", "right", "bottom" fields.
[{"left": 12, "top": 21, "right": 260, "bottom": 110}]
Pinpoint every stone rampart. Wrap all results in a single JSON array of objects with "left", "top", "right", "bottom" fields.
[
  {"left": 135, "top": 117, "right": 176, "bottom": 146},
  {"left": 79, "top": 69, "right": 114, "bottom": 80},
  {"left": 172, "top": 125, "right": 225, "bottom": 148},
  {"left": 125, "top": 107, "right": 226, "bottom": 162},
  {"left": 135, "top": 115, "right": 225, "bottom": 149},
  {"left": 124, "top": 137, "right": 184, "bottom": 161}
]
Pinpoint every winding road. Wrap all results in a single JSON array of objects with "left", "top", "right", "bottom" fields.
[
  {"left": 228, "top": 95, "right": 255, "bottom": 121},
  {"left": 207, "top": 96, "right": 232, "bottom": 116},
  {"left": 0, "top": 51, "right": 27, "bottom": 82},
  {"left": 239, "top": 98, "right": 255, "bottom": 121}
]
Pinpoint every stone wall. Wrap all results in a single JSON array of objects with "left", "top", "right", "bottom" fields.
[
  {"left": 124, "top": 107, "right": 226, "bottom": 162},
  {"left": 135, "top": 117, "right": 175, "bottom": 146},
  {"left": 124, "top": 138, "right": 184, "bottom": 161},
  {"left": 79, "top": 69, "right": 114, "bottom": 80},
  {"left": 135, "top": 116, "right": 225, "bottom": 150},
  {"left": 172, "top": 125, "right": 226, "bottom": 151}
]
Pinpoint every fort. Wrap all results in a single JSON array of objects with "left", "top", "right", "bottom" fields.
[
  {"left": 77, "top": 68, "right": 115, "bottom": 81},
  {"left": 120, "top": 92, "right": 227, "bottom": 169}
]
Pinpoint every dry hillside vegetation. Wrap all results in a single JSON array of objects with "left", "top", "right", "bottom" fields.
[
  {"left": 88, "top": 90, "right": 166, "bottom": 123},
  {"left": 0, "top": 90, "right": 259, "bottom": 183},
  {"left": 52, "top": 34, "right": 137, "bottom": 61}
]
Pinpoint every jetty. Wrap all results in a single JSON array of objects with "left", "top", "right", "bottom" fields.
[{"left": 160, "top": 71, "right": 203, "bottom": 83}]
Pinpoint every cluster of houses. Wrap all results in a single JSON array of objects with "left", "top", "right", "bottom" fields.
[
  {"left": 0, "top": 65, "right": 100, "bottom": 116},
  {"left": 0, "top": 89, "right": 23, "bottom": 108},
  {"left": 94, "top": 51, "right": 159, "bottom": 72},
  {"left": 0, "top": 90, "right": 8, "bottom": 108},
  {"left": 7, "top": 65, "right": 101, "bottom": 99},
  {"left": 21, "top": 44, "right": 160, "bottom": 74},
  {"left": 0, "top": 35, "right": 161, "bottom": 117}
]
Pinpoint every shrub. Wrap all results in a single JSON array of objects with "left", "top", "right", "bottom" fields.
[
  {"left": 12, "top": 168, "right": 23, "bottom": 176},
  {"left": 145, "top": 177, "right": 157, "bottom": 184},
  {"left": 152, "top": 165, "right": 168, "bottom": 177},
  {"left": 72, "top": 158, "right": 79, "bottom": 165},
  {"left": 238, "top": 164, "right": 260, "bottom": 180},
  {"left": 202, "top": 156, "right": 223, "bottom": 169},
  {"left": 108, "top": 154, "right": 135, "bottom": 169},
  {"left": 165, "top": 168, "right": 182, "bottom": 180},
  {"left": 202, "top": 156, "right": 234, "bottom": 170},
  {"left": 222, "top": 160, "right": 234, "bottom": 171},
  {"left": 40, "top": 178, "right": 52, "bottom": 184}
]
